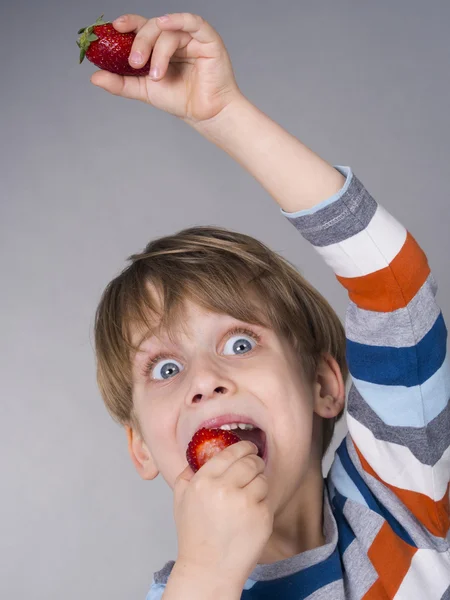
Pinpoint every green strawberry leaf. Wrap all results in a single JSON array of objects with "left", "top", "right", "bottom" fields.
[{"left": 77, "top": 15, "right": 108, "bottom": 64}]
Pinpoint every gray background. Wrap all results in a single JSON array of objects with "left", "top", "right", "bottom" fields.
[{"left": 2, "top": 0, "right": 449, "bottom": 598}]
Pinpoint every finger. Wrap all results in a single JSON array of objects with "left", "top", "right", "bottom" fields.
[
  {"left": 199, "top": 440, "right": 259, "bottom": 478},
  {"left": 246, "top": 473, "right": 269, "bottom": 503},
  {"left": 149, "top": 31, "right": 191, "bottom": 80},
  {"left": 112, "top": 13, "right": 149, "bottom": 34},
  {"left": 90, "top": 70, "right": 147, "bottom": 103},
  {"left": 173, "top": 464, "right": 195, "bottom": 505},
  {"left": 175, "top": 463, "right": 195, "bottom": 485},
  {"left": 155, "top": 12, "right": 220, "bottom": 47},
  {"left": 224, "top": 453, "right": 266, "bottom": 489},
  {"left": 117, "top": 16, "right": 162, "bottom": 68}
]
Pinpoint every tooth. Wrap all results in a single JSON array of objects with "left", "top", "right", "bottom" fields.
[{"left": 218, "top": 422, "right": 255, "bottom": 431}]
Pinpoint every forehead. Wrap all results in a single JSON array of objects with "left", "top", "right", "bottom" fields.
[
  {"left": 130, "top": 305, "right": 192, "bottom": 349},
  {"left": 128, "top": 281, "right": 272, "bottom": 349},
  {"left": 128, "top": 283, "right": 269, "bottom": 351},
  {"left": 130, "top": 302, "right": 247, "bottom": 351}
]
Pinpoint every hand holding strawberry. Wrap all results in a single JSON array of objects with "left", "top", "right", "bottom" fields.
[
  {"left": 83, "top": 12, "right": 243, "bottom": 124},
  {"left": 77, "top": 14, "right": 152, "bottom": 76},
  {"left": 173, "top": 433, "right": 273, "bottom": 589},
  {"left": 186, "top": 427, "right": 242, "bottom": 472}
]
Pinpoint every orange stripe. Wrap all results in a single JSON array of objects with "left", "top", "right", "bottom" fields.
[
  {"left": 363, "top": 522, "right": 418, "bottom": 599},
  {"left": 362, "top": 578, "right": 390, "bottom": 600},
  {"left": 336, "top": 232, "right": 430, "bottom": 312},
  {"left": 354, "top": 444, "right": 450, "bottom": 538}
]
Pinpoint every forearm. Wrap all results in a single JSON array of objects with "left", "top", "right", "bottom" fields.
[
  {"left": 162, "top": 560, "right": 242, "bottom": 600},
  {"left": 187, "top": 94, "right": 346, "bottom": 213}
]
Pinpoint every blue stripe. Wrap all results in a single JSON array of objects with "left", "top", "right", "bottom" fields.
[
  {"left": 146, "top": 581, "right": 165, "bottom": 599},
  {"left": 332, "top": 488, "right": 356, "bottom": 554},
  {"left": 351, "top": 354, "right": 450, "bottom": 427},
  {"left": 346, "top": 312, "right": 447, "bottom": 387},
  {"left": 336, "top": 439, "right": 417, "bottom": 548},
  {"left": 329, "top": 455, "right": 369, "bottom": 508},
  {"left": 243, "top": 546, "right": 343, "bottom": 599}
]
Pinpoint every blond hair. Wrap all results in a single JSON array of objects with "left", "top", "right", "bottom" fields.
[{"left": 94, "top": 225, "right": 348, "bottom": 456}]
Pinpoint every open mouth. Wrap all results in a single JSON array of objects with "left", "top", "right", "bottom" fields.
[{"left": 228, "top": 427, "right": 267, "bottom": 460}]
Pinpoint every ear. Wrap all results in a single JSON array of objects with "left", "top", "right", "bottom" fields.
[
  {"left": 312, "top": 352, "right": 346, "bottom": 419},
  {"left": 125, "top": 425, "right": 159, "bottom": 480}
]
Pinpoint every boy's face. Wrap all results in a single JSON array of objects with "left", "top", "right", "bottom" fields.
[{"left": 127, "top": 287, "right": 342, "bottom": 514}]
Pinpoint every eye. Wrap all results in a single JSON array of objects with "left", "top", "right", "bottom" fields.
[
  {"left": 145, "top": 354, "right": 183, "bottom": 381},
  {"left": 144, "top": 326, "right": 261, "bottom": 382},
  {"left": 222, "top": 327, "right": 260, "bottom": 356}
]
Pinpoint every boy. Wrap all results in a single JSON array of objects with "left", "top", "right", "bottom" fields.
[{"left": 91, "top": 12, "right": 450, "bottom": 599}]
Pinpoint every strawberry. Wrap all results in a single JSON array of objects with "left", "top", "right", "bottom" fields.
[
  {"left": 77, "top": 14, "right": 152, "bottom": 76},
  {"left": 186, "top": 428, "right": 241, "bottom": 473}
]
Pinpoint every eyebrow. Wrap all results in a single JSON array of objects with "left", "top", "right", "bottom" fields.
[{"left": 134, "top": 317, "right": 266, "bottom": 351}]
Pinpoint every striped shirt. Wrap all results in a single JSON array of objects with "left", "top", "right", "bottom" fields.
[{"left": 146, "top": 165, "right": 450, "bottom": 599}]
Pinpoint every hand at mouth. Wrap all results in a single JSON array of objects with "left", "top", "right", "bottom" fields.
[{"left": 186, "top": 427, "right": 266, "bottom": 472}]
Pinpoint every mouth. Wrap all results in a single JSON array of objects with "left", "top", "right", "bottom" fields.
[
  {"left": 194, "top": 415, "right": 267, "bottom": 462},
  {"left": 227, "top": 426, "right": 266, "bottom": 461}
]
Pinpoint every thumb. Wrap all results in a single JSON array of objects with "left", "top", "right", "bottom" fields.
[
  {"left": 174, "top": 463, "right": 196, "bottom": 493},
  {"left": 90, "top": 70, "right": 144, "bottom": 102}
]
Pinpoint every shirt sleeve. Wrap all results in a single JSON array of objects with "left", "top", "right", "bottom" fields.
[
  {"left": 145, "top": 579, "right": 165, "bottom": 600},
  {"left": 281, "top": 165, "right": 450, "bottom": 539}
]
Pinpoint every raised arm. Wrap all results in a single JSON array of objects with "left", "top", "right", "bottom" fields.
[
  {"left": 192, "top": 96, "right": 450, "bottom": 540},
  {"left": 191, "top": 94, "right": 347, "bottom": 213}
]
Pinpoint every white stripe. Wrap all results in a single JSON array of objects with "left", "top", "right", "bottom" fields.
[
  {"left": 347, "top": 414, "right": 450, "bottom": 500},
  {"left": 393, "top": 548, "right": 450, "bottom": 599},
  {"left": 315, "top": 204, "right": 407, "bottom": 278}
]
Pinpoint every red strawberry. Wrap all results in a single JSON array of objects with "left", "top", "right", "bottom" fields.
[
  {"left": 186, "top": 428, "right": 241, "bottom": 473},
  {"left": 77, "top": 14, "right": 152, "bottom": 76}
]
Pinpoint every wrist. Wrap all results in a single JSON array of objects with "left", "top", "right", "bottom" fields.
[
  {"left": 183, "top": 91, "right": 251, "bottom": 138},
  {"left": 168, "top": 558, "right": 243, "bottom": 598}
]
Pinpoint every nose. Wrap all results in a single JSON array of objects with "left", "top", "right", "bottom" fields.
[
  {"left": 187, "top": 354, "right": 237, "bottom": 405},
  {"left": 192, "top": 385, "right": 227, "bottom": 404}
]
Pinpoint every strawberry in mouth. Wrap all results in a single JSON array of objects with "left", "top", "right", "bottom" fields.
[{"left": 186, "top": 425, "right": 267, "bottom": 473}]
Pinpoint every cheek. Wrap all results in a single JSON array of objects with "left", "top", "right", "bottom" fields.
[
  {"left": 259, "top": 357, "right": 315, "bottom": 454},
  {"left": 134, "top": 391, "right": 177, "bottom": 454},
  {"left": 250, "top": 352, "right": 310, "bottom": 405}
]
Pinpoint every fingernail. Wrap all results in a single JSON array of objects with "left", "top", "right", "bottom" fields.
[
  {"left": 157, "top": 14, "right": 170, "bottom": 22},
  {"left": 130, "top": 51, "right": 143, "bottom": 64},
  {"left": 150, "top": 66, "right": 160, "bottom": 79},
  {"left": 114, "top": 16, "right": 126, "bottom": 23}
]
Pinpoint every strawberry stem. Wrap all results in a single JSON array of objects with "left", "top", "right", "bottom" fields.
[{"left": 76, "top": 14, "right": 109, "bottom": 64}]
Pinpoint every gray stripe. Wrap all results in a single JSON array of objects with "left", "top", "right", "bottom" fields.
[
  {"left": 441, "top": 585, "right": 450, "bottom": 600},
  {"left": 341, "top": 536, "right": 379, "bottom": 600},
  {"left": 342, "top": 497, "right": 384, "bottom": 554},
  {"left": 153, "top": 560, "right": 175, "bottom": 585},
  {"left": 284, "top": 172, "right": 378, "bottom": 247},
  {"left": 346, "top": 273, "right": 440, "bottom": 347},
  {"left": 305, "top": 579, "right": 345, "bottom": 600},
  {"left": 348, "top": 384, "right": 450, "bottom": 466},
  {"left": 346, "top": 435, "right": 450, "bottom": 551}
]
